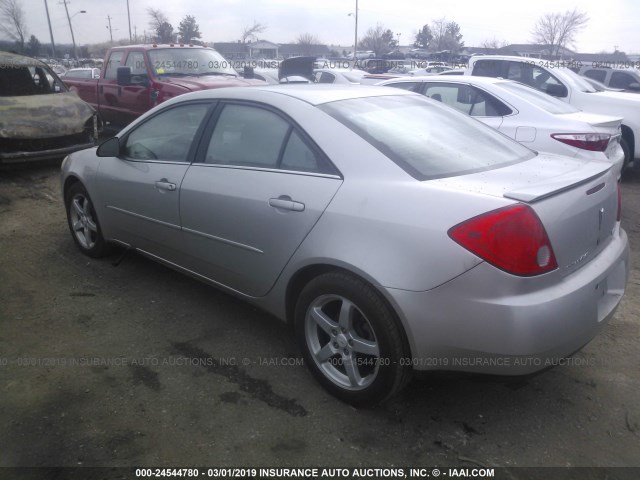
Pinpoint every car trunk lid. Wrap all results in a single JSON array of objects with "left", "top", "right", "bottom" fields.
[{"left": 432, "top": 154, "right": 618, "bottom": 277}]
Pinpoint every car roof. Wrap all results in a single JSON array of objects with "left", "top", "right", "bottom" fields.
[
  {"left": 172, "top": 84, "right": 415, "bottom": 106},
  {"left": 108, "top": 44, "right": 209, "bottom": 51},
  {"left": 0, "top": 51, "right": 46, "bottom": 67}
]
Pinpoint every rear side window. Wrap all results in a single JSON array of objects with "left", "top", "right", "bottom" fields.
[
  {"left": 205, "top": 104, "right": 335, "bottom": 174},
  {"left": 472, "top": 59, "right": 505, "bottom": 78},
  {"left": 320, "top": 95, "right": 534, "bottom": 180},
  {"left": 422, "top": 83, "right": 512, "bottom": 116},
  {"left": 583, "top": 69, "right": 607, "bottom": 83},
  {"left": 388, "top": 82, "right": 423, "bottom": 92},
  {"left": 610, "top": 71, "right": 637, "bottom": 89}
]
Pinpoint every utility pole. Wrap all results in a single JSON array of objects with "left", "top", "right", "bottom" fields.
[
  {"left": 126, "top": 0, "right": 132, "bottom": 43},
  {"left": 61, "top": 0, "right": 78, "bottom": 59},
  {"left": 44, "top": 0, "right": 56, "bottom": 58},
  {"left": 134, "top": 25, "right": 137, "bottom": 44},
  {"left": 106, "top": 15, "right": 114, "bottom": 43}
]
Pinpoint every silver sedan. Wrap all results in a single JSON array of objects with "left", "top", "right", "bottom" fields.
[{"left": 61, "top": 85, "right": 629, "bottom": 405}]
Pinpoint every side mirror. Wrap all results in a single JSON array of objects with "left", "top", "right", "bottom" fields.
[
  {"left": 244, "top": 66, "right": 254, "bottom": 79},
  {"left": 545, "top": 83, "right": 568, "bottom": 98},
  {"left": 116, "top": 66, "right": 132, "bottom": 86},
  {"left": 96, "top": 137, "right": 121, "bottom": 157}
]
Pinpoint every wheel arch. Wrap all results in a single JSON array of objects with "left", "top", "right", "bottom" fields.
[{"left": 284, "top": 263, "right": 415, "bottom": 358}]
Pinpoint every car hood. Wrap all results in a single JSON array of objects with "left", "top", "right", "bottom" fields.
[
  {"left": 162, "top": 75, "right": 266, "bottom": 90},
  {"left": 0, "top": 92, "right": 94, "bottom": 139}
]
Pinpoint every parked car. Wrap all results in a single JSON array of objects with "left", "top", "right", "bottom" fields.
[
  {"left": 62, "top": 67, "right": 100, "bottom": 80},
  {"left": 438, "top": 69, "right": 465, "bottom": 76},
  {"left": 62, "top": 44, "right": 266, "bottom": 129},
  {"left": 408, "top": 49, "right": 429, "bottom": 59},
  {"left": 61, "top": 85, "right": 629, "bottom": 405},
  {"left": 242, "top": 68, "right": 310, "bottom": 85},
  {"left": 407, "top": 66, "right": 452, "bottom": 76},
  {"left": 378, "top": 76, "right": 625, "bottom": 174},
  {"left": 466, "top": 55, "right": 640, "bottom": 169},
  {"left": 382, "top": 50, "right": 406, "bottom": 60},
  {"left": 0, "top": 52, "right": 98, "bottom": 165},
  {"left": 278, "top": 56, "right": 369, "bottom": 84},
  {"left": 355, "top": 50, "right": 375, "bottom": 60},
  {"left": 577, "top": 66, "right": 640, "bottom": 93}
]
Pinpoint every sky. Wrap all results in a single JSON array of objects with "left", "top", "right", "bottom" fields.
[{"left": 15, "top": 0, "right": 640, "bottom": 53}]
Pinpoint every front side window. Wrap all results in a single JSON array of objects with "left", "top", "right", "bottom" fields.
[
  {"left": 104, "top": 52, "right": 124, "bottom": 80},
  {"left": 125, "top": 51, "right": 147, "bottom": 75},
  {"left": 124, "top": 104, "right": 209, "bottom": 161},
  {"left": 320, "top": 95, "right": 534, "bottom": 180}
]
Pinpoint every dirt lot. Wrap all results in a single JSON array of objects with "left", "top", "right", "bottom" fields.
[{"left": 1, "top": 162, "right": 639, "bottom": 474}]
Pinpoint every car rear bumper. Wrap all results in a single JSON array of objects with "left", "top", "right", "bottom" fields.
[{"left": 384, "top": 226, "right": 629, "bottom": 374}]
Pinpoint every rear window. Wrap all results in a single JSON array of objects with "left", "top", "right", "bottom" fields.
[
  {"left": 319, "top": 95, "right": 534, "bottom": 180},
  {"left": 496, "top": 81, "right": 579, "bottom": 114}
]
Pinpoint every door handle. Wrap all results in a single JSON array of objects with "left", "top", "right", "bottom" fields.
[
  {"left": 155, "top": 180, "right": 176, "bottom": 191},
  {"left": 269, "top": 197, "right": 305, "bottom": 212}
]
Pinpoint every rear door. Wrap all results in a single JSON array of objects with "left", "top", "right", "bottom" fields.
[{"left": 179, "top": 102, "right": 342, "bottom": 296}]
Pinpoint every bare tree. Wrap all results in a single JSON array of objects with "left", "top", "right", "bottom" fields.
[
  {"left": 0, "top": 0, "right": 27, "bottom": 52},
  {"left": 430, "top": 17, "right": 464, "bottom": 53},
  {"left": 147, "top": 8, "right": 174, "bottom": 43},
  {"left": 241, "top": 21, "right": 267, "bottom": 43},
  {"left": 296, "top": 33, "right": 321, "bottom": 55},
  {"left": 480, "top": 37, "right": 508, "bottom": 49},
  {"left": 359, "top": 24, "right": 394, "bottom": 57},
  {"left": 147, "top": 7, "right": 168, "bottom": 31},
  {"left": 532, "top": 8, "right": 589, "bottom": 57}
]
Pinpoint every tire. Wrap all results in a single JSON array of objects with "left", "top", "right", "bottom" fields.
[
  {"left": 620, "top": 138, "right": 631, "bottom": 172},
  {"left": 295, "top": 272, "right": 412, "bottom": 406},
  {"left": 65, "top": 182, "right": 110, "bottom": 258}
]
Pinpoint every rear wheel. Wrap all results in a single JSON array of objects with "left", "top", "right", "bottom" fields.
[
  {"left": 65, "top": 182, "right": 110, "bottom": 257},
  {"left": 621, "top": 137, "right": 631, "bottom": 172},
  {"left": 295, "top": 272, "right": 412, "bottom": 406}
]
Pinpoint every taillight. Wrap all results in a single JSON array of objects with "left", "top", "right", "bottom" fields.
[
  {"left": 551, "top": 133, "right": 611, "bottom": 152},
  {"left": 617, "top": 181, "right": 622, "bottom": 222},
  {"left": 448, "top": 204, "right": 558, "bottom": 276}
]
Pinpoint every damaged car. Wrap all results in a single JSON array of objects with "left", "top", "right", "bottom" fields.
[{"left": 0, "top": 51, "right": 99, "bottom": 165}]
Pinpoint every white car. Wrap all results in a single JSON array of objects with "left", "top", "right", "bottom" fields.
[
  {"left": 466, "top": 55, "right": 640, "bottom": 169},
  {"left": 379, "top": 76, "right": 625, "bottom": 174}
]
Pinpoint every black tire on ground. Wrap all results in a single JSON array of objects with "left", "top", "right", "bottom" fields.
[
  {"left": 65, "top": 182, "right": 111, "bottom": 258},
  {"left": 295, "top": 271, "right": 412, "bottom": 406},
  {"left": 621, "top": 137, "right": 631, "bottom": 172}
]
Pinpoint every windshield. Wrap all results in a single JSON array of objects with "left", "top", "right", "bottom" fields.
[
  {"left": 147, "top": 48, "right": 237, "bottom": 77},
  {"left": 497, "top": 81, "right": 579, "bottom": 114},
  {"left": 320, "top": 95, "right": 534, "bottom": 180}
]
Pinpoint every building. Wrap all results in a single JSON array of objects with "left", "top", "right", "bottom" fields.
[{"left": 213, "top": 40, "right": 330, "bottom": 60}]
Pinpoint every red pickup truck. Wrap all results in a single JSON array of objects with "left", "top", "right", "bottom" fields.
[{"left": 64, "top": 44, "right": 265, "bottom": 128}]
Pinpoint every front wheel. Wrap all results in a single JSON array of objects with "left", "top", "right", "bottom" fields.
[
  {"left": 295, "top": 272, "right": 412, "bottom": 406},
  {"left": 65, "top": 182, "right": 110, "bottom": 257}
]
